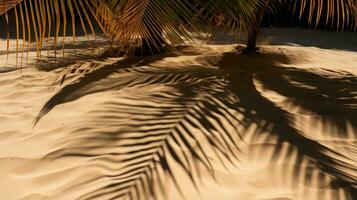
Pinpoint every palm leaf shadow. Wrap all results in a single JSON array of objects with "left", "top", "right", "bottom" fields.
[
  {"left": 34, "top": 49, "right": 356, "bottom": 200},
  {"left": 33, "top": 48, "right": 195, "bottom": 125},
  {"left": 35, "top": 62, "right": 244, "bottom": 199},
  {"left": 219, "top": 52, "right": 357, "bottom": 198}
]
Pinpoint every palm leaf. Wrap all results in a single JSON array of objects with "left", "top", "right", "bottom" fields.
[
  {"left": 203, "top": 0, "right": 357, "bottom": 40},
  {"left": 0, "top": 0, "right": 22, "bottom": 15},
  {"left": 100, "top": 0, "right": 201, "bottom": 54},
  {"left": 286, "top": 0, "right": 357, "bottom": 30},
  {"left": 0, "top": 0, "right": 113, "bottom": 64},
  {"left": 194, "top": 0, "right": 265, "bottom": 38}
]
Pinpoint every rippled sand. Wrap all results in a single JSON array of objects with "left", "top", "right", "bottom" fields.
[{"left": 0, "top": 29, "right": 356, "bottom": 200}]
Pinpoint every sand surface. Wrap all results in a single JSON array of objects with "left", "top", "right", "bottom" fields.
[{"left": 0, "top": 28, "right": 356, "bottom": 200}]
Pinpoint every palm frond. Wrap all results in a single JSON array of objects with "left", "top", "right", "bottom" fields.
[
  {"left": 196, "top": 0, "right": 265, "bottom": 38},
  {"left": 286, "top": 0, "right": 357, "bottom": 30},
  {"left": 0, "top": 0, "right": 22, "bottom": 15},
  {"left": 203, "top": 0, "right": 357, "bottom": 40},
  {"left": 101, "top": 0, "right": 201, "bottom": 54},
  {"left": 1, "top": 0, "right": 113, "bottom": 64}
]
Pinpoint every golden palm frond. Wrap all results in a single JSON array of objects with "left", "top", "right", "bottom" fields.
[
  {"left": 0, "top": 0, "right": 22, "bottom": 15},
  {"left": 287, "top": 0, "right": 357, "bottom": 30},
  {"left": 201, "top": 0, "right": 357, "bottom": 51},
  {"left": 1, "top": 0, "right": 113, "bottom": 64},
  {"left": 2, "top": 0, "right": 357, "bottom": 61},
  {"left": 196, "top": 0, "right": 265, "bottom": 37},
  {"left": 101, "top": 0, "right": 201, "bottom": 54}
]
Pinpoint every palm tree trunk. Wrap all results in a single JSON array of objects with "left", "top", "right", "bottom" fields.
[
  {"left": 245, "top": 0, "right": 270, "bottom": 52},
  {"left": 246, "top": 27, "right": 259, "bottom": 52}
]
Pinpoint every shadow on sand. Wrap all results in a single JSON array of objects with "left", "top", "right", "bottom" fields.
[{"left": 34, "top": 47, "right": 356, "bottom": 200}]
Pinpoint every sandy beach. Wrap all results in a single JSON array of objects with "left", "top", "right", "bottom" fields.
[{"left": 0, "top": 28, "right": 356, "bottom": 200}]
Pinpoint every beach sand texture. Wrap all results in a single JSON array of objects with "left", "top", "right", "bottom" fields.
[{"left": 0, "top": 28, "right": 356, "bottom": 200}]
